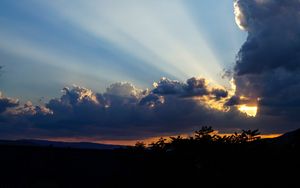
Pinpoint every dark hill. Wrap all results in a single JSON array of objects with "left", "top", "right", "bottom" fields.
[
  {"left": 0, "top": 129, "right": 300, "bottom": 187},
  {"left": 0, "top": 139, "right": 125, "bottom": 150},
  {"left": 267, "top": 128, "right": 300, "bottom": 148}
]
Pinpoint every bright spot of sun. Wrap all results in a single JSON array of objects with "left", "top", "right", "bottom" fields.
[{"left": 238, "top": 105, "right": 258, "bottom": 117}]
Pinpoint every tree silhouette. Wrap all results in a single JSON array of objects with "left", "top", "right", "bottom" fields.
[
  {"left": 242, "top": 129, "right": 261, "bottom": 142},
  {"left": 169, "top": 136, "right": 183, "bottom": 146},
  {"left": 149, "top": 137, "right": 167, "bottom": 152},
  {"left": 194, "top": 126, "right": 214, "bottom": 142},
  {"left": 134, "top": 141, "right": 146, "bottom": 151},
  {"left": 143, "top": 126, "right": 262, "bottom": 153}
]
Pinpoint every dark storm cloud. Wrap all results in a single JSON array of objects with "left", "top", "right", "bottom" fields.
[
  {"left": 234, "top": 0, "right": 300, "bottom": 130},
  {"left": 152, "top": 77, "right": 186, "bottom": 95},
  {"left": 139, "top": 93, "right": 164, "bottom": 107},
  {"left": 235, "top": 0, "right": 300, "bottom": 75},
  {"left": 211, "top": 88, "right": 228, "bottom": 100},
  {"left": 225, "top": 96, "right": 240, "bottom": 106},
  {"left": 224, "top": 95, "right": 253, "bottom": 107},
  {"left": 152, "top": 77, "right": 209, "bottom": 97},
  {"left": 0, "top": 92, "right": 19, "bottom": 113},
  {"left": 0, "top": 77, "right": 257, "bottom": 140}
]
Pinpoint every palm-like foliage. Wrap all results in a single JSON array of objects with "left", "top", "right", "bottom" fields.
[
  {"left": 242, "top": 129, "right": 261, "bottom": 142},
  {"left": 194, "top": 126, "right": 214, "bottom": 142},
  {"left": 149, "top": 137, "right": 167, "bottom": 152}
]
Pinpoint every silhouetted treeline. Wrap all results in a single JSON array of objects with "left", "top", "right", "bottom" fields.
[
  {"left": 0, "top": 127, "right": 300, "bottom": 188},
  {"left": 131, "top": 126, "right": 261, "bottom": 153}
]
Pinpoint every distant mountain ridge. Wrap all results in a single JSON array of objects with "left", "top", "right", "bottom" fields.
[
  {"left": 271, "top": 128, "right": 300, "bottom": 147},
  {"left": 1, "top": 128, "right": 300, "bottom": 150},
  {"left": 0, "top": 139, "right": 126, "bottom": 150}
]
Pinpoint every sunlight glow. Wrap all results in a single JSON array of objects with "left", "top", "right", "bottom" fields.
[
  {"left": 193, "top": 78, "right": 259, "bottom": 117},
  {"left": 191, "top": 78, "right": 231, "bottom": 112},
  {"left": 234, "top": 1, "right": 246, "bottom": 31},
  {"left": 45, "top": 132, "right": 282, "bottom": 146},
  {"left": 238, "top": 105, "right": 258, "bottom": 117},
  {"left": 195, "top": 78, "right": 237, "bottom": 112},
  {"left": 196, "top": 95, "right": 227, "bottom": 112}
]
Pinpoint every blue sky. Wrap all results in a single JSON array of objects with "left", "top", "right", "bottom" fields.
[{"left": 0, "top": 0, "right": 246, "bottom": 103}]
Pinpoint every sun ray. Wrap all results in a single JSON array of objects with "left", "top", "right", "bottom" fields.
[{"left": 44, "top": 0, "right": 227, "bottom": 86}]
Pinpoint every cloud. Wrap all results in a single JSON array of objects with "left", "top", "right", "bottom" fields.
[
  {"left": 233, "top": 0, "right": 300, "bottom": 130},
  {"left": 1, "top": 72, "right": 296, "bottom": 141},
  {"left": 233, "top": 0, "right": 247, "bottom": 31},
  {"left": 104, "top": 82, "right": 148, "bottom": 106},
  {"left": 0, "top": 77, "right": 258, "bottom": 141},
  {"left": 7, "top": 101, "right": 52, "bottom": 116},
  {"left": 211, "top": 88, "right": 228, "bottom": 100},
  {"left": 139, "top": 93, "right": 164, "bottom": 107},
  {"left": 152, "top": 77, "right": 222, "bottom": 97},
  {"left": 152, "top": 77, "right": 186, "bottom": 95},
  {"left": 0, "top": 92, "right": 19, "bottom": 113}
]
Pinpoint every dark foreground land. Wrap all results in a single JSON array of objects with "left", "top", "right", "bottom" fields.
[{"left": 1, "top": 128, "right": 300, "bottom": 188}]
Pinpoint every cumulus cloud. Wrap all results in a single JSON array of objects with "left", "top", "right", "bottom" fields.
[
  {"left": 233, "top": 0, "right": 300, "bottom": 131},
  {"left": 152, "top": 77, "right": 186, "bottom": 95},
  {"left": 211, "top": 88, "right": 228, "bottom": 100},
  {"left": 104, "top": 82, "right": 148, "bottom": 106},
  {"left": 234, "top": 0, "right": 248, "bottom": 30},
  {"left": 139, "top": 93, "right": 164, "bottom": 107},
  {"left": 152, "top": 77, "right": 223, "bottom": 98},
  {"left": 7, "top": 101, "right": 52, "bottom": 116},
  {"left": 0, "top": 77, "right": 258, "bottom": 141},
  {"left": 0, "top": 92, "right": 19, "bottom": 113}
]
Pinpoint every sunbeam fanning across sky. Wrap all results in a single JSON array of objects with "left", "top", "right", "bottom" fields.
[
  {"left": 45, "top": 0, "right": 229, "bottom": 83},
  {"left": 0, "top": 0, "right": 246, "bottom": 102}
]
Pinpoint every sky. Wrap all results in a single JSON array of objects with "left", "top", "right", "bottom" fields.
[
  {"left": 0, "top": 0, "right": 246, "bottom": 102},
  {"left": 1, "top": 0, "right": 300, "bottom": 144}
]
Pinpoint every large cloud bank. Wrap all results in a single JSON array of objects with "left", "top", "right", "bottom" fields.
[
  {"left": 0, "top": 77, "right": 255, "bottom": 141},
  {"left": 233, "top": 0, "right": 300, "bottom": 131}
]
